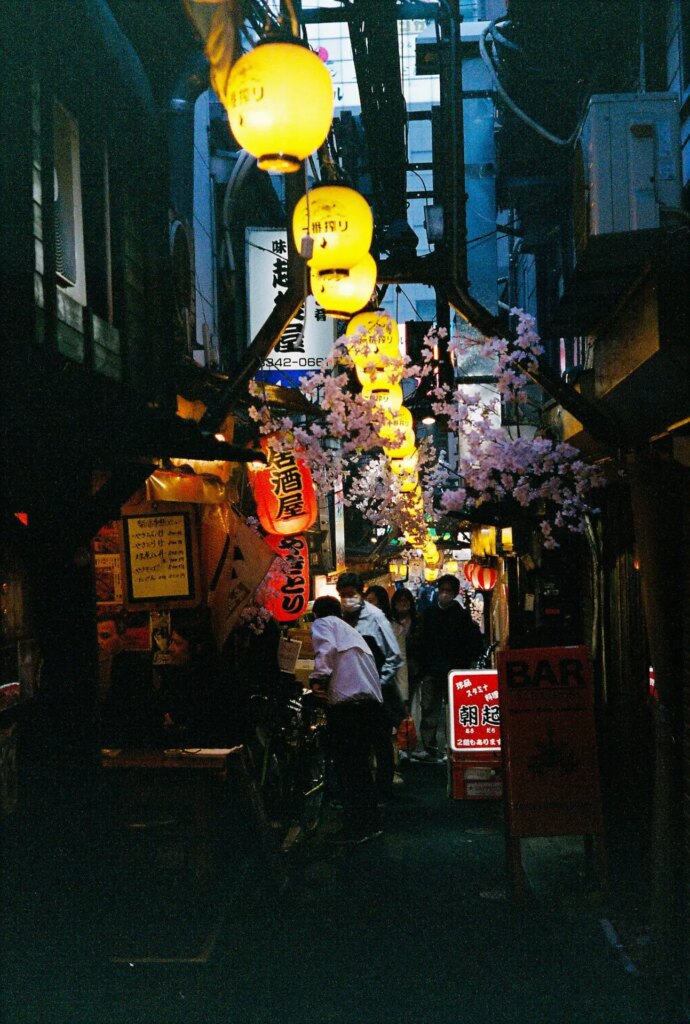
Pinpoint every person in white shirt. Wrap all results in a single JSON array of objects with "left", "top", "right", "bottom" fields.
[
  {"left": 336, "top": 573, "right": 403, "bottom": 801},
  {"left": 310, "top": 596, "right": 385, "bottom": 845}
]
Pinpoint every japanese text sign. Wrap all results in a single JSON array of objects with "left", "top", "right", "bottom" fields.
[
  {"left": 497, "top": 646, "right": 604, "bottom": 838},
  {"left": 263, "top": 534, "right": 310, "bottom": 622},
  {"left": 119, "top": 503, "right": 200, "bottom": 610},
  {"left": 448, "top": 669, "right": 501, "bottom": 753},
  {"left": 245, "top": 228, "right": 334, "bottom": 372},
  {"left": 250, "top": 439, "right": 318, "bottom": 536}
]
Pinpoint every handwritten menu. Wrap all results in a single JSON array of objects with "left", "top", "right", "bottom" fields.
[{"left": 124, "top": 513, "right": 193, "bottom": 601}]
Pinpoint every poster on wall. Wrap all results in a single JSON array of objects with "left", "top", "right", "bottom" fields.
[
  {"left": 119, "top": 503, "right": 200, "bottom": 611},
  {"left": 93, "top": 521, "right": 124, "bottom": 610},
  {"left": 497, "top": 645, "right": 604, "bottom": 838}
]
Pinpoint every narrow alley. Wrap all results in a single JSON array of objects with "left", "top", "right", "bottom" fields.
[{"left": 2, "top": 759, "right": 666, "bottom": 1024}]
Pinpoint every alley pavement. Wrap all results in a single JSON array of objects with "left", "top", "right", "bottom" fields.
[{"left": 1, "top": 758, "right": 672, "bottom": 1024}]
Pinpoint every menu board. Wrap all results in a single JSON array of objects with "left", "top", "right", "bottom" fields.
[
  {"left": 447, "top": 669, "right": 501, "bottom": 753},
  {"left": 120, "top": 503, "right": 200, "bottom": 610}
]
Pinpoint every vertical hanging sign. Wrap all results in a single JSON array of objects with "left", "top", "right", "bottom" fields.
[{"left": 245, "top": 227, "right": 335, "bottom": 373}]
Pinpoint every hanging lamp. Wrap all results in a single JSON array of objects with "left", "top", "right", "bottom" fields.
[
  {"left": 422, "top": 539, "right": 440, "bottom": 566},
  {"left": 311, "top": 254, "right": 377, "bottom": 318},
  {"left": 464, "top": 561, "right": 498, "bottom": 591},
  {"left": 292, "top": 186, "right": 373, "bottom": 279},
  {"left": 348, "top": 310, "right": 400, "bottom": 381},
  {"left": 222, "top": 41, "right": 333, "bottom": 173},
  {"left": 380, "top": 406, "right": 416, "bottom": 459},
  {"left": 362, "top": 382, "right": 404, "bottom": 416}
]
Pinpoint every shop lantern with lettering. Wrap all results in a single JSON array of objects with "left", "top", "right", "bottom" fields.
[
  {"left": 311, "top": 253, "right": 377, "bottom": 319},
  {"left": 219, "top": 42, "right": 333, "bottom": 174},
  {"left": 262, "top": 534, "right": 310, "bottom": 622},
  {"left": 249, "top": 437, "right": 318, "bottom": 536},
  {"left": 347, "top": 310, "right": 401, "bottom": 386},
  {"left": 292, "top": 185, "right": 373, "bottom": 280}
]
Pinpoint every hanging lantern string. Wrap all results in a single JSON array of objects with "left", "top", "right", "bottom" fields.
[
  {"left": 318, "top": 141, "right": 342, "bottom": 185},
  {"left": 282, "top": 0, "right": 299, "bottom": 39},
  {"left": 260, "top": 0, "right": 299, "bottom": 39}
]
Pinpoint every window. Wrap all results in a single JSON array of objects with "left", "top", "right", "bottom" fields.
[{"left": 53, "top": 101, "right": 86, "bottom": 306}]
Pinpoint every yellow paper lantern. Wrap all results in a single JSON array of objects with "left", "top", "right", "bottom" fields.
[
  {"left": 349, "top": 315, "right": 402, "bottom": 385},
  {"left": 471, "top": 525, "right": 497, "bottom": 557},
  {"left": 293, "top": 186, "right": 373, "bottom": 279},
  {"left": 311, "top": 254, "right": 376, "bottom": 318},
  {"left": 400, "top": 473, "right": 419, "bottom": 493},
  {"left": 424, "top": 567, "right": 439, "bottom": 582},
  {"left": 422, "top": 539, "right": 440, "bottom": 566},
  {"left": 347, "top": 310, "right": 400, "bottom": 350},
  {"left": 362, "top": 383, "right": 403, "bottom": 416},
  {"left": 222, "top": 43, "right": 333, "bottom": 173},
  {"left": 379, "top": 407, "right": 416, "bottom": 459},
  {"left": 444, "top": 559, "right": 459, "bottom": 573},
  {"left": 390, "top": 452, "right": 418, "bottom": 476}
]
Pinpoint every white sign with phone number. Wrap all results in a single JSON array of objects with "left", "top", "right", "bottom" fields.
[{"left": 245, "top": 228, "right": 335, "bottom": 372}]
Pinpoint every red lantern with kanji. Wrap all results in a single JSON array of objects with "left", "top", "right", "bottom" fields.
[
  {"left": 261, "top": 534, "right": 310, "bottom": 623},
  {"left": 249, "top": 437, "right": 318, "bottom": 536},
  {"left": 464, "top": 561, "right": 497, "bottom": 591}
]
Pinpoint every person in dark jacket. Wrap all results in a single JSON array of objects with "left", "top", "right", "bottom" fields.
[{"left": 413, "top": 574, "right": 484, "bottom": 762}]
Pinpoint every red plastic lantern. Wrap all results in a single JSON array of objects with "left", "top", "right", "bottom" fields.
[
  {"left": 249, "top": 437, "right": 318, "bottom": 536},
  {"left": 464, "top": 562, "right": 497, "bottom": 591},
  {"left": 262, "top": 534, "right": 310, "bottom": 622}
]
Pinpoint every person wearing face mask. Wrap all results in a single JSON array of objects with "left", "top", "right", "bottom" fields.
[
  {"left": 413, "top": 574, "right": 484, "bottom": 764},
  {"left": 336, "top": 573, "right": 403, "bottom": 802},
  {"left": 309, "top": 596, "right": 384, "bottom": 844}
]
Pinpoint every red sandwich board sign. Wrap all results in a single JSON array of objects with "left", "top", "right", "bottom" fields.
[
  {"left": 448, "top": 669, "right": 502, "bottom": 800},
  {"left": 448, "top": 670, "right": 501, "bottom": 753},
  {"left": 497, "top": 646, "right": 604, "bottom": 839}
]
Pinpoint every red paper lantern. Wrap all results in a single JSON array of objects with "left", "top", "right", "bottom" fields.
[
  {"left": 464, "top": 562, "right": 497, "bottom": 591},
  {"left": 463, "top": 561, "right": 478, "bottom": 585},
  {"left": 262, "top": 534, "right": 310, "bottom": 623},
  {"left": 250, "top": 438, "right": 318, "bottom": 536}
]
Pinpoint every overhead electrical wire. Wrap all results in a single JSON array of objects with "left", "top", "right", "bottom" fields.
[{"left": 479, "top": 17, "right": 595, "bottom": 149}]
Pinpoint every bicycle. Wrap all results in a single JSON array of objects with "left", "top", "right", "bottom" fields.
[
  {"left": 248, "top": 683, "right": 328, "bottom": 848},
  {"left": 475, "top": 640, "right": 500, "bottom": 670}
]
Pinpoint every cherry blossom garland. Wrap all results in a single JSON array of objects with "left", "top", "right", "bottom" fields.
[
  {"left": 246, "top": 310, "right": 604, "bottom": 552},
  {"left": 441, "top": 310, "right": 604, "bottom": 547}
]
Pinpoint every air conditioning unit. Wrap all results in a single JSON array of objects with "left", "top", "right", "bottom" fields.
[{"left": 573, "top": 93, "right": 681, "bottom": 254}]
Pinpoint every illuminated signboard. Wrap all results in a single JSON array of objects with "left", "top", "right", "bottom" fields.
[{"left": 448, "top": 669, "right": 500, "bottom": 753}]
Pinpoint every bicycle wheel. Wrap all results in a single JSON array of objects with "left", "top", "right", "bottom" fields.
[
  {"left": 261, "top": 748, "right": 288, "bottom": 829},
  {"left": 298, "top": 731, "right": 326, "bottom": 835}
]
